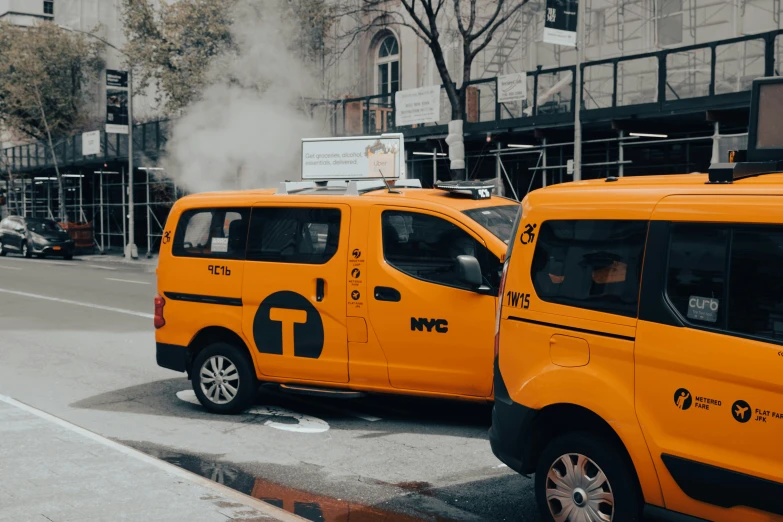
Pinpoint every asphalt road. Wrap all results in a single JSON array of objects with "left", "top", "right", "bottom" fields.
[{"left": 0, "top": 252, "right": 537, "bottom": 522}]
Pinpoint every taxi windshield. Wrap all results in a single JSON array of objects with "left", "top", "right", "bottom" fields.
[
  {"left": 463, "top": 204, "right": 518, "bottom": 243},
  {"left": 26, "top": 219, "right": 63, "bottom": 233}
]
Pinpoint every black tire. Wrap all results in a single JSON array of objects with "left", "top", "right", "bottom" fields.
[
  {"left": 37, "top": 253, "right": 46, "bottom": 259},
  {"left": 191, "top": 342, "right": 258, "bottom": 414},
  {"left": 21, "top": 242, "right": 31, "bottom": 258},
  {"left": 63, "top": 254, "right": 73, "bottom": 260},
  {"left": 0, "top": 240, "right": 6, "bottom": 256},
  {"left": 535, "top": 431, "right": 642, "bottom": 522}
]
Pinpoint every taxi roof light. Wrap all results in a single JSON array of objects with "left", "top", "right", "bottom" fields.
[{"left": 435, "top": 180, "right": 496, "bottom": 200}]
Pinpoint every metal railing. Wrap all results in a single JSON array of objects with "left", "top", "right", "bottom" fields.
[{"left": 3, "top": 30, "right": 782, "bottom": 174}]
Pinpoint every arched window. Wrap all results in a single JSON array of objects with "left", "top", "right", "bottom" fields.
[{"left": 375, "top": 34, "right": 399, "bottom": 97}]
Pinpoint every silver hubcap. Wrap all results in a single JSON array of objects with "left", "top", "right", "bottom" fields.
[
  {"left": 546, "top": 453, "right": 614, "bottom": 522},
  {"left": 199, "top": 355, "right": 240, "bottom": 405},
  {"left": 22, "top": 244, "right": 27, "bottom": 256}
]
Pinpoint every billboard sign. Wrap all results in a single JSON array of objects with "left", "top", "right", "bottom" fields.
[
  {"left": 82, "top": 130, "right": 101, "bottom": 156},
  {"left": 498, "top": 73, "right": 528, "bottom": 103},
  {"left": 543, "top": 0, "right": 578, "bottom": 47},
  {"left": 395, "top": 86, "right": 441, "bottom": 127},
  {"left": 302, "top": 134, "right": 405, "bottom": 180},
  {"left": 106, "top": 70, "right": 129, "bottom": 134}
]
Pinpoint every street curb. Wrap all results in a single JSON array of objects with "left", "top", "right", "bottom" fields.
[{"left": 0, "top": 394, "right": 307, "bottom": 522}]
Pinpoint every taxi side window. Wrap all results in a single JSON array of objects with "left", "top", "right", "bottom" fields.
[
  {"left": 667, "top": 223, "right": 783, "bottom": 342},
  {"left": 381, "top": 210, "right": 502, "bottom": 292},
  {"left": 666, "top": 224, "right": 729, "bottom": 328},
  {"left": 531, "top": 220, "right": 648, "bottom": 317},
  {"left": 246, "top": 207, "right": 341, "bottom": 264},
  {"left": 172, "top": 208, "right": 249, "bottom": 259}
]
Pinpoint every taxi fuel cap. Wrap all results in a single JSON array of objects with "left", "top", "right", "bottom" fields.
[{"left": 435, "top": 180, "right": 495, "bottom": 200}]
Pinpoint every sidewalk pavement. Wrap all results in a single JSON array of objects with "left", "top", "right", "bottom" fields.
[{"left": 0, "top": 396, "right": 304, "bottom": 522}]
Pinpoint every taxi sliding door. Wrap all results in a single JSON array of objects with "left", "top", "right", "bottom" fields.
[
  {"left": 635, "top": 195, "right": 783, "bottom": 521},
  {"left": 241, "top": 203, "right": 349, "bottom": 383},
  {"left": 365, "top": 205, "right": 497, "bottom": 397}
]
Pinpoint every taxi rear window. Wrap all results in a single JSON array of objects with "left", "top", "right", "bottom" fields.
[{"left": 463, "top": 205, "right": 518, "bottom": 243}]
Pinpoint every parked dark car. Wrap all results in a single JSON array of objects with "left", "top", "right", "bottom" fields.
[{"left": 0, "top": 217, "right": 74, "bottom": 259}]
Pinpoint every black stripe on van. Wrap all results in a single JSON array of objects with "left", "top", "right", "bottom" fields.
[
  {"left": 164, "top": 292, "right": 243, "bottom": 307},
  {"left": 507, "top": 316, "right": 635, "bottom": 342}
]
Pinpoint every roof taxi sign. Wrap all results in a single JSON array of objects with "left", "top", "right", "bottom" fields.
[
  {"left": 435, "top": 180, "right": 496, "bottom": 200},
  {"left": 301, "top": 133, "right": 406, "bottom": 181}
]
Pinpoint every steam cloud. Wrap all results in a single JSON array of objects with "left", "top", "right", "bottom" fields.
[{"left": 162, "top": 1, "right": 326, "bottom": 193}]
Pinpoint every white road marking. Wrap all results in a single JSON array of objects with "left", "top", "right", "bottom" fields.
[
  {"left": 0, "top": 394, "right": 305, "bottom": 522},
  {"left": 88, "top": 264, "right": 118, "bottom": 271},
  {"left": 272, "top": 390, "right": 381, "bottom": 422},
  {"left": 0, "top": 265, "right": 22, "bottom": 270},
  {"left": 0, "top": 288, "right": 153, "bottom": 319},
  {"left": 105, "top": 278, "right": 151, "bottom": 285},
  {"left": 176, "top": 390, "right": 330, "bottom": 433}
]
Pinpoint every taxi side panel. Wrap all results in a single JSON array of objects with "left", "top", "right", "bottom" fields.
[
  {"left": 155, "top": 203, "right": 249, "bottom": 352},
  {"left": 496, "top": 194, "right": 665, "bottom": 507},
  {"left": 635, "top": 195, "right": 783, "bottom": 522}
]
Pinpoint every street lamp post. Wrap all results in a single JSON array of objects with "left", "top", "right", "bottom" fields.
[{"left": 58, "top": 24, "right": 136, "bottom": 259}]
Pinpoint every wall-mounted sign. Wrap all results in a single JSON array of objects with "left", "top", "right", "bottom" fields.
[
  {"left": 395, "top": 85, "right": 441, "bottom": 127},
  {"left": 82, "top": 130, "right": 101, "bottom": 156},
  {"left": 302, "top": 134, "right": 405, "bottom": 180},
  {"left": 498, "top": 73, "right": 528, "bottom": 103},
  {"left": 543, "top": 0, "right": 578, "bottom": 47},
  {"left": 106, "top": 69, "right": 129, "bottom": 134}
]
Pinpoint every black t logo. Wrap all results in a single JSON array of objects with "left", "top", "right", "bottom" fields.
[{"left": 253, "top": 291, "right": 324, "bottom": 359}]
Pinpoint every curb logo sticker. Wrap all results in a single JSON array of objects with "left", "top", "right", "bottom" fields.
[
  {"left": 732, "top": 400, "right": 751, "bottom": 423},
  {"left": 674, "top": 388, "right": 692, "bottom": 410},
  {"left": 162, "top": 230, "right": 171, "bottom": 245},
  {"left": 253, "top": 291, "right": 324, "bottom": 359}
]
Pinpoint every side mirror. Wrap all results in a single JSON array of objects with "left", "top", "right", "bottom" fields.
[{"left": 456, "top": 255, "right": 490, "bottom": 292}]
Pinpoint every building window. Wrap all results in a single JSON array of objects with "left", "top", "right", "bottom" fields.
[
  {"left": 657, "top": 0, "right": 683, "bottom": 46},
  {"left": 376, "top": 34, "right": 400, "bottom": 98},
  {"left": 530, "top": 220, "right": 649, "bottom": 317},
  {"left": 44, "top": 1, "right": 54, "bottom": 15}
]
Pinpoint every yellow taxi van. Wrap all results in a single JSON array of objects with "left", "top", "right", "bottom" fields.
[
  {"left": 154, "top": 177, "right": 518, "bottom": 413},
  {"left": 490, "top": 76, "right": 783, "bottom": 522}
]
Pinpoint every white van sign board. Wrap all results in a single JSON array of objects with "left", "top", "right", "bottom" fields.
[
  {"left": 395, "top": 86, "right": 441, "bottom": 126},
  {"left": 302, "top": 134, "right": 405, "bottom": 180},
  {"left": 498, "top": 73, "right": 527, "bottom": 103}
]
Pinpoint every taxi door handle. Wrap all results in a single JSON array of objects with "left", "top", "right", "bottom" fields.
[
  {"left": 374, "top": 286, "right": 401, "bottom": 302},
  {"left": 316, "top": 278, "right": 325, "bottom": 302}
]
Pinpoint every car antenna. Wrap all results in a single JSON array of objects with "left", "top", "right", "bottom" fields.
[{"left": 378, "top": 168, "right": 400, "bottom": 194}]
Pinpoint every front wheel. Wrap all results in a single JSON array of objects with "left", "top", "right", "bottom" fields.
[
  {"left": 21, "top": 242, "right": 31, "bottom": 258},
  {"left": 192, "top": 342, "right": 258, "bottom": 414},
  {"left": 535, "top": 431, "right": 642, "bottom": 522}
]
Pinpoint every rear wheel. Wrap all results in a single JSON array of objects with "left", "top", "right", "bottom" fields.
[
  {"left": 21, "top": 242, "right": 31, "bottom": 258},
  {"left": 535, "top": 431, "right": 642, "bottom": 522},
  {"left": 192, "top": 342, "right": 258, "bottom": 414}
]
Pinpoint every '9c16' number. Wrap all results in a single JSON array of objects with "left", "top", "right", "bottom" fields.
[{"left": 208, "top": 265, "right": 230, "bottom": 276}]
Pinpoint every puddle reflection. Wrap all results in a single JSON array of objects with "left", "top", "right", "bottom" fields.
[{"left": 154, "top": 449, "right": 458, "bottom": 522}]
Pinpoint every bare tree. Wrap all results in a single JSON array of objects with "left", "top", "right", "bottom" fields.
[{"left": 336, "top": 0, "right": 529, "bottom": 180}]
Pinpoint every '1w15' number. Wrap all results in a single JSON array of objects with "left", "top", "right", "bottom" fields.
[{"left": 506, "top": 291, "right": 530, "bottom": 309}]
